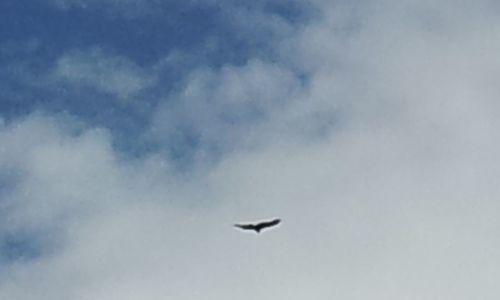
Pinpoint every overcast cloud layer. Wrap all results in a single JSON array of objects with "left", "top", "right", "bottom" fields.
[{"left": 2, "top": 0, "right": 500, "bottom": 299}]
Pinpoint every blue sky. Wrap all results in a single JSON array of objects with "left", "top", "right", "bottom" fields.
[
  {"left": 2, "top": 0, "right": 500, "bottom": 299},
  {"left": 0, "top": 0, "right": 313, "bottom": 160}
]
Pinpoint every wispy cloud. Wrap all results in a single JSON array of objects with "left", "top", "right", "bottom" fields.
[
  {"left": 149, "top": 59, "right": 307, "bottom": 160},
  {"left": 48, "top": 0, "right": 164, "bottom": 17},
  {"left": 50, "top": 47, "right": 156, "bottom": 100}
]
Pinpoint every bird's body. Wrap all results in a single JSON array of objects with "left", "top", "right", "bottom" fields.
[{"left": 234, "top": 218, "right": 281, "bottom": 233}]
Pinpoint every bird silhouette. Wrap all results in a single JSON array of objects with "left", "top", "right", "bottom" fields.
[{"left": 234, "top": 218, "right": 281, "bottom": 233}]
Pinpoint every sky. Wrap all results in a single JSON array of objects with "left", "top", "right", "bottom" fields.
[{"left": 1, "top": 0, "right": 500, "bottom": 299}]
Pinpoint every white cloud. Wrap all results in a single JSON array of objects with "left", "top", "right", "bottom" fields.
[
  {"left": 51, "top": 48, "right": 156, "bottom": 100},
  {"left": 3, "top": 0, "right": 500, "bottom": 299},
  {"left": 149, "top": 59, "right": 308, "bottom": 159}
]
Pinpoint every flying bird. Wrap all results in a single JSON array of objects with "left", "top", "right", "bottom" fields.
[{"left": 234, "top": 218, "right": 281, "bottom": 233}]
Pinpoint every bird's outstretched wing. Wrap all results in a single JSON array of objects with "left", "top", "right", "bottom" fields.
[
  {"left": 255, "top": 218, "right": 281, "bottom": 231},
  {"left": 258, "top": 218, "right": 281, "bottom": 229},
  {"left": 234, "top": 223, "right": 256, "bottom": 231}
]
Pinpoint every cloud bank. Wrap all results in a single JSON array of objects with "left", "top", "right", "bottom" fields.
[{"left": 2, "top": 0, "right": 500, "bottom": 299}]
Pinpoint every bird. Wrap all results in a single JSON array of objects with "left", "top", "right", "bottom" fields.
[{"left": 234, "top": 218, "right": 281, "bottom": 234}]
